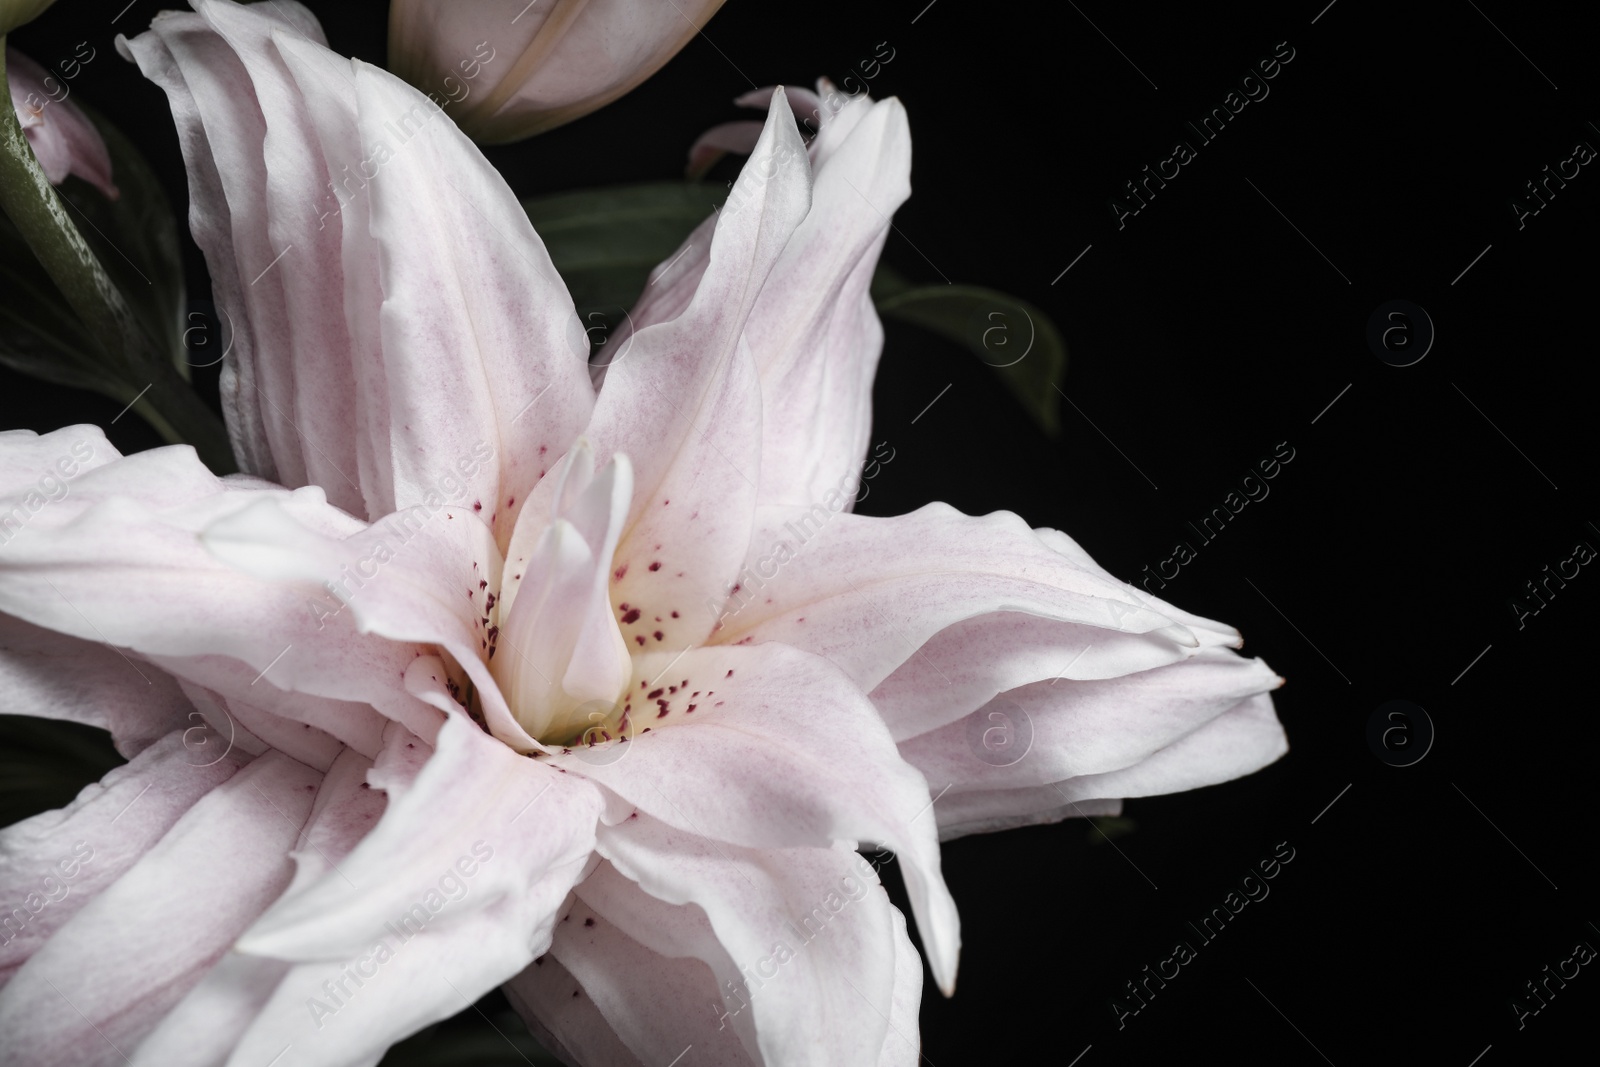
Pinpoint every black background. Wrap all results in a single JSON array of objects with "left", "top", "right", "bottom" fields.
[{"left": 4, "top": 1, "right": 1597, "bottom": 1064}]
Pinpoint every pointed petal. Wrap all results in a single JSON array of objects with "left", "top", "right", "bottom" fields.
[
  {"left": 0, "top": 752, "right": 320, "bottom": 1067},
  {"left": 898, "top": 649, "right": 1283, "bottom": 793},
  {"left": 869, "top": 611, "right": 1226, "bottom": 743},
  {"left": 559, "top": 92, "right": 811, "bottom": 651},
  {"left": 930, "top": 692, "right": 1287, "bottom": 840},
  {"left": 596, "top": 813, "right": 902, "bottom": 1067},
  {"left": 554, "top": 642, "right": 961, "bottom": 996},
  {"left": 0, "top": 730, "right": 245, "bottom": 983},
  {"left": 751, "top": 98, "right": 910, "bottom": 509},
  {"left": 717, "top": 504, "right": 1189, "bottom": 693},
  {"left": 349, "top": 58, "right": 594, "bottom": 540}
]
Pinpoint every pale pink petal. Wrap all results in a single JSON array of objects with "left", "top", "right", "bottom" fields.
[
  {"left": 394, "top": 0, "right": 730, "bottom": 142},
  {"left": 595, "top": 813, "right": 901, "bottom": 1066},
  {"left": 717, "top": 503, "right": 1192, "bottom": 694},
  {"left": 0, "top": 752, "right": 321, "bottom": 1067},
  {"left": 117, "top": 8, "right": 312, "bottom": 485},
  {"left": 0, "top": 730, "right": 245, "bottom": 983},
  {"left": 236, "top": 713, "right": 601, "bottom": 963},
  {"left": 126, "top": 953, "right": 291, "bottom": 1067},
  {"left": 877, "top": 905, "right": 924, "bottom": 1066},
  {"left": 548, "top": 91, "right": 811, "bottom": 652},
  {"left": 123, "top": 5, "right": 596, "bottom": 533},
  {"left": 0, "top": 423, "right": 113, "bottom": 491},
  {"left": 538, "top": 895, "right": 756, "bottom": 1064},
  {"left": 869, "top": 612, "right": 1225, "bottom": 743},
  {"left": 553, "top": 642, "right": 960, "bottom": 996},
  {"left": 0, "top": 613, "right": 190, "bottom": 757},
  {"left": 686, "top": 119, "right": 762, "bottom": 178},
  {"left": 502, "top": 949, "right": 644, "bottom": 1067},
  {"left": 930, "top": 692, "right": 1288, "bottom": 840},
  {"left": 186, "top": 0, "right": 367, "bottom": 514},
  {"left": 749, "top": 97, "right": 909, "bottom": 509},
  {"left": 349, "top": 59, "right": 594, "bottom": 542},
  {"left": 0, "top": 434, "right": 437, "bottom": 740},
  {"left": 127, "top": 747, "right": 382, "bottom": 1066},
  {"left": 5, "top": 47, "right": 119, "bottom": 199},
  {"left": 898, "top": 650, "right": 1283, "bottom": 793},
  {"left": 200, "top": 493, "right": 528, "bottom": 749}
]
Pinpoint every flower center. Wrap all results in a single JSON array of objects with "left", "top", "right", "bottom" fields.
[{"left": 488, "top": 442, "right": 637, "bottom": 744}]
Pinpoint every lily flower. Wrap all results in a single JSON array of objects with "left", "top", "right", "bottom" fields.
[
  {"left": 5, "top": 46, "right": 118, "bottom": 199},
  {"left": 388, "top": 0, "right": 728, "bottom": 142},
  {"left": 0, "top": 2, "right": 1287, "bottom": 1064}
]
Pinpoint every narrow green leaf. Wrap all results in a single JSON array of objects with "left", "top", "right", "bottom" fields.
[{"left": 877, "top": 284, "right": 1067, "bottom": 436}]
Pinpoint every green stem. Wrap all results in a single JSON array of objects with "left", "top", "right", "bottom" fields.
[{"left": 0, "top": 39, "right": 234, "bottom": 472}]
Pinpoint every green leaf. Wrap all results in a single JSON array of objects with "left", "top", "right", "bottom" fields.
[
  {"left": 0, "top": 47, "right": 232, "bottom": 471},
  {"left": 877, "top": 284, "right": 1067, "bottom": 437},
  {"left": 523, "top": 181, "right": 728, "bottom": 313},
  {"left": 0, "top": 715, "right": 123, "bottom": 830}
]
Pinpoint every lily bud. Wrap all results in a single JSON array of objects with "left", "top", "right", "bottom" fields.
[
  {"left": 5, "top": 46, "right": 117, "bottom": 199},
  {"left": 0, "top": 0, "right": 54, "bottom": 35},
  {"left": 388, "top": 0, "right": 727, "bottom": 143}
]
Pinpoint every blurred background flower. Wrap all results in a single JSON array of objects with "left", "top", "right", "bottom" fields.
[{"left": 388, "top": 0, "right": 726, "bottom": 142}]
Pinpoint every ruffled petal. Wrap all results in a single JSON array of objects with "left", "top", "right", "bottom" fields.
[
  {"left": 750, "top": 97, "right": 910, "bottom": 510},
  {"left": 0, "top": 613, "right": 191, "bottom": 757},
  {"left": 930, "top": 692, "right": 1288, "bottom": 840},
  {"left": 0, "top": 730, "right": 245, "bottom": 982},
  {"left": 551, "top": 641, "right": 960, "bottom": 996},
  {"left": 596, "top": 813, "right": 901, "bottom": 1067},
  {"left": 0, "top": 431, "right": 438, "bottom": 739},
  {"left": 0, "top": 751, "right": 321, "bottom": 1067},
  {"left": 897, "top": 649, "right": 1283, "bottom": 793},
  {"left": 554, "top": 90, "right": 811, "bottom": 652},
  {"left": 236, "top": 714, "right": 600, "bottom": 963},
  {"left": 716, "top": 504, "right": 1190, "bottom": 694}
]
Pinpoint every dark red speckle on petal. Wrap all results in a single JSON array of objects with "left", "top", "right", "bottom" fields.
[
  {"left": 584, "top": 917, "right": 595, "bottom": 927},
  {"left": 647, "top": 688, "right": 664, "bottom": 699},
  {"left": 649, "top": 561, "right": 661, "bottom": 571},
  {"left": 614, "top": 565, "right": 628, "bottom": 580},
  {"left": 479, "top": 580, "right": 488, "bottom": 590},
  {"left": 726, "top": 669, "right": 734, "bottom": 678},
  {"left": 473, "top": 501, "right": 482, "bottom": 512},
  {"left": 653, "top": 631, "right": 664, "bottom": 641},
  {"left": 635, "top": 635, "right": 646, "bottom": 646},
  {"left": 671, "top": 611, "right": 680, "bottom": 618},
  {"left": 621, "top": 608, "right": 641, "bottom": 624}
]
